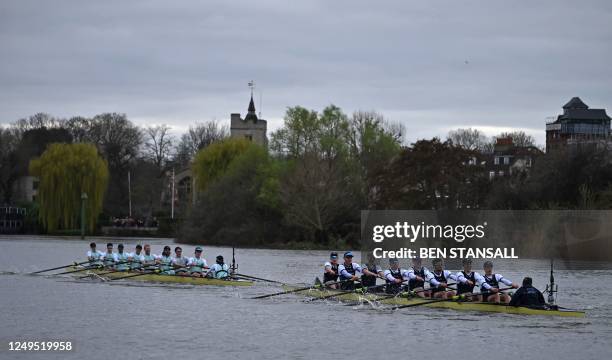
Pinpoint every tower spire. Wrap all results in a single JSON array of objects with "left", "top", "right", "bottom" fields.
[{"left": 245, "top": 80, "right": 258, "bottom": 123}]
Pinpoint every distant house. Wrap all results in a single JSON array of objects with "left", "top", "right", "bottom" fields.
[
  {"left": 11, "top": 176, "right": 38, "bottom": 203},
  {"left": 546, "top": 97, "right": 611, "bottom": 152},
  {"left": 487, "top": 137, "right": 543, "bottom": 180}
]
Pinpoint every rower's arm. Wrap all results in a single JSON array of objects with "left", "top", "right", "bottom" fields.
[
  {"left": 498, "top": 274, "right": 513, "bottom": 286},
  {"left": 456, "top": 272, "right": 467, "bottom": 283}
]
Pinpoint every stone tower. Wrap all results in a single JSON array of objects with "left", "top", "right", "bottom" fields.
[{"left": 230, "top": 94, "right": 268, "bottom": 147}]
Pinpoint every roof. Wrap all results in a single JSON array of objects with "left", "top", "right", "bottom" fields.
[
  {"left": 563, "top": 97, "right": 589, "bottom": 110},
  {"left": 244, "top": 95, "right": 258, "bottom": 122}
]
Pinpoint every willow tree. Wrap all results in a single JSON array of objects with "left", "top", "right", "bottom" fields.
[
  {"left": 29, "top": 143, "right": 109, "bottom": 232},
  {"left": 192, "top": 138, "right": 255, "bottom": 191}
]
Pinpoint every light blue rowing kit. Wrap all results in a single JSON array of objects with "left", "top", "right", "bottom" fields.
[
  {"left": 159, "top": 255, "right": 175, "bottom": 275},
  {"left": 101, "top": 252, "right": 118, "bottom": 267},
  {"left": 87, "top": 250, "right": 103, "bottom": 267},
  {"left": 115, "top": 252, "right": 130, "bottom": 271},
  {"left": 172, "top": 256, "right": 189, "bottom": 274},
  {"left": 187, "top": 257, "right": 208, "bottom": 274},
  {"left": 130, "top": 252, "right": 145, "bottom": 270},
  {"left": 209, "top": 263, "right": 230, "bottom": 279}
]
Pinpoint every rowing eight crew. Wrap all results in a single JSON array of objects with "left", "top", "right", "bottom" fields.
[
  {"left": 86, "top": 242, "right": 230, "bottom": 279},
  {"left": 324, "top": 252, "right": 545, "bottom": 306}
]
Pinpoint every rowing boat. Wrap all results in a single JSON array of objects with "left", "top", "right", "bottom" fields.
[
  {"left": 73, "top": 267, "right": 253, "bottom": 286},
  {"left": 281, "top": 285, "right": 585, "bottom": 318}
]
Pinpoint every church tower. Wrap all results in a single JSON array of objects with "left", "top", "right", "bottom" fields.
[{"left": 230, "top": 83, "right": 268, "bottom": 147}]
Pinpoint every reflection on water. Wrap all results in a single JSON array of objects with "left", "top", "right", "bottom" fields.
[{"left": 0, "top": 236, "right": 611, "bottom": 360}]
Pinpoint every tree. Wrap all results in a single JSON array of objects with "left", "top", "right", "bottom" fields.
[
  {"left": 494, "top": 131, "right": 536, "bottom": 148},
  {"left": 29, "top": 143, "right": 109, "bottom": 232},
  {"left": 86, "top": 113, "right": 142, "bottom": 215},
  {"left": 192, "top": 138, "right": 256, "bottom": 191},
  {"left": 175, "top": 121, "right": 228, "bottom": 166},
  {"left": 447, "top": 128, "right": 490, "bottom": 152},
  {"left": 0, "top": 126, "right": 20, "bottom": 203},
  {"left": 143, "top": 124, "right": 174, "bottom": 171}
]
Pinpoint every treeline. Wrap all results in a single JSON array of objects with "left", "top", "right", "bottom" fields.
[
  {"left": 179, "top": 105, "right": 612, "bottom": 248},
  {"left": 0, "top": 112, "right": 227, "bottom": 226}
]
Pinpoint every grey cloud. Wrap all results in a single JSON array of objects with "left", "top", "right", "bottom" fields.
[{"left": 1, "top": 0, "right": 611, "bottom": 145}]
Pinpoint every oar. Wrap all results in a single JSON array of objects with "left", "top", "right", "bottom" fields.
[
  {"left": 304, "top": 279, "right": 365, "bottom": 302},
  {"left": 391, "top": 287, "right": 513, "bottom": 310},
  {"left": 234, "top": 273, "right": 284, "bottom": 284},
  {"left": 78, "top": 262, "right": 158, "bottom": 279},
  {"left": 30, "top": 260, "right": 91, "bottom": 274},
  {"left": 370, "top": 282, "right": 457, "bottom": 302},
  {"left": 251, "top": 279, "right": 354, "bottom": 299},
  {"left": 108, "top": 269, "right": 162, "bottom": 281},
  {"left": 55, "top": 260, "right": 131, "bottom": 275}
]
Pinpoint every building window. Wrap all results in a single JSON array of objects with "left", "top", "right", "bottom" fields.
[
  {"left": 504, "top": 156, "right": 511, "bottom": 165},
  {"left": 526, "top": 157, "right": 532, "bottom": 167},
  {"left": 32, "top": 180, "right": 39, "bottom": 190},
  {"left": 245, "top": 135, "right": 253, "bottom": 141},
  {"left": 494, "top": 157, "right": 500, "bottom": 165},
  {"left": 498, "top": 171, "right": 504, "bottom": 177},
  {"left": 489, "top": 171, "right": 495, "bottom": 180}
]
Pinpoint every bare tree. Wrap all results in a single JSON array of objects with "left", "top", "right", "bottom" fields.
[
  {"left": 143, "top": 124, "right": 174, "bottom": 170},
  {"left": 447, "top": 128, "right": 490, "bottom": 152},
  {"left": 495, "top": 131, "right": 537, "bottom": 148},
  {"left": 175, "top": 121, "right": 228, "bottom": 165}
]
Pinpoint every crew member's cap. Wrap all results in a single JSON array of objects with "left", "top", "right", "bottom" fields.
[
  {"left": 343, "top": 251, "right": 354, "bottom": 258},
  {"left": 90, "top": 242, "right": 96, "bottom": 247},
  {"left": 195, "top": 246, "right": 203, "bottom": 252},
  {"left": 163, "top": 245, "right": 171, "bottom": 250},
  {"left": 216, "top": 255, "right": 224, "bottom": 262},
  {"left": 136, "top": 244, "right": 142, "bottom": 249},
  {"left": 330, "top": 252, "right": 338, "bottom": 259},
  {"left": 107, "top": 243, "right": 113, "bottom": 247},
  {"left": 462, "top": 258, "right": 472, "bottom": 265},
  {"left": 118, "top": 244, "right": 124, "bottom": 249},
  {"left": 483, "top": 260, "right": 493, "bottom": 268}
]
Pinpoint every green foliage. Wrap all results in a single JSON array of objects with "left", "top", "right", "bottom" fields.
[
  {"left": 192, "top": 138, "right": 255, "bottom": 191},
  {"left": 29, "top": 143, "right": 109, "bottom": 232}
]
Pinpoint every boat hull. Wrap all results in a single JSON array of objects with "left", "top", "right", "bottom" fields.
[
  {"left": 74, "top": 267, "right": 253, "bottom": 286},
  {"left": 282, "top": 285, "right": 585, "bottom": 318}
]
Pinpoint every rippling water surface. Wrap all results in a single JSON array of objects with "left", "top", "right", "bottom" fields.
[{"left": 1, "top": 236, "right": 611, "bottom": 360}]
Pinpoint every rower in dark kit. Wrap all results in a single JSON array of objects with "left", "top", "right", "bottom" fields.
[
  {"left": 407, "top": 257, "right": 431, "bottom": 298},
  {"left": 478, "top": 260, "right": 518, "bottom": 304},
  {"left": 323, "top": 252, "right": 340, "bottom": 289},
  {"left": 337, "top": 251, "right": 362, "bottom": 290},
  {"left": 383, "top": 258, "right": 408, "bottom": 294},
  {"left": 509, "top": 277, "right": 545, "bottom": 308},
  {"left": 455, "top": 258, "right": 480, "bottom": 301},
  {"left": 361, "top": 253, "right": 384, "bottom": 288},
  {"left": 428, "top": 258, "right": 457, "bottom": 299}
]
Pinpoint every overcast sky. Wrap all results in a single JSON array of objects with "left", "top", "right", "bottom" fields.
[{"left": 1, "top": 0, "right": 611, "bottom": 145}]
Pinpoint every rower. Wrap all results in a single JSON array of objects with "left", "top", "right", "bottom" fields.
[
  {"left": 208, "top": 255, "right": 230, "bottom": 279},
  {"left": 323, "top": 252, "right": 340, "bottom": 289},
  {"left": 428, "top": 258, "right": 457, "bottom": 299},
  {"left": 509, "top": 277, "right": 545, "bottom": 308},
  {"left": 477, "top": 260, "right": 518, "bottom": 304},
  {"left": 129, "top": 244, "right": 144, "bottom": 271},
  {"left": 101, "top": 243, "right": 117, "bottom": 269},
  {"left": 115, "top": 244, "right": 130, "bottom": 272},
  {"left": 456, "top": 258, "right": 480, "bottom": 301},
  {"left": 157, "top": 246, "right": 174, "bottom": 275},
  {"left": 407, "top": 257, "right": 430, "bottom": 298},
  {"left": 361, "top": 253, "right": 384, "bottom": 288},
  {"left": 142, "top": 244, "right": 157, "bottom": 269},
  {"left": 187, "top": 246, "right": 208, "bottom": 277},
  {"left": 172, "top": 246, "right": 189, "bottom": 276},
  {"left": 337, "top": 251, "right": 362, "bottom": 290},
  {"left": 87, "top": 242, "right": 103, "bottom": 267},
  {"left": 383, "top": 258, "right": 408, "bottom": 294}
]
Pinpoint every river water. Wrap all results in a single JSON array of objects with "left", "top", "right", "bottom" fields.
[{"left": 1, "top": 236, "right": 611, "bottom": 360}]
